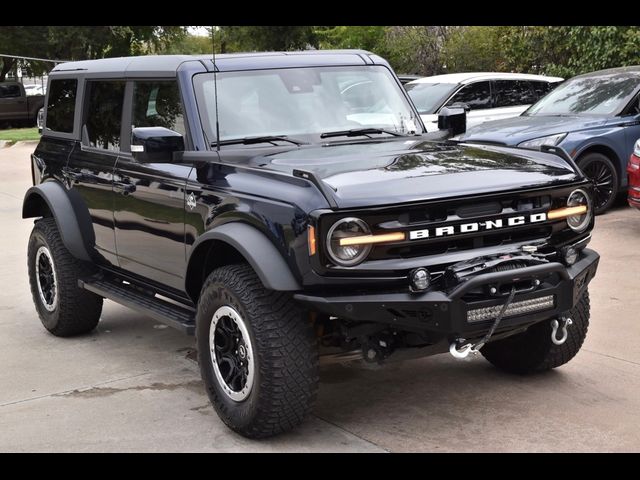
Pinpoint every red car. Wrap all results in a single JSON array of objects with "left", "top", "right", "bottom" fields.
[{"left": 629, "top": 140, "right": 640, "bottom": 209}]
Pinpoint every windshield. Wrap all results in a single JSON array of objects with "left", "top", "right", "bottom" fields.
[
  {"left": 405, "top": 82, "right": 458, "bottom": 114},
  {"left": 193, "top": 66, "right": 422, "bottom": 143},
  {"left": 525, "top": 73, "right": 640, "bottom": 116}
]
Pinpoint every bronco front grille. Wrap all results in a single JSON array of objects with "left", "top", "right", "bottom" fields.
[
  {"left": 372, "top": 225, "right": 552, "bottom": 260},
  {"left": 316, "top": 185, "right": 580, "bottom": 272},
  {"left": 361, "top": 194, "right": 559, "bottom": 261},
  {"left": 467, "top": 295, "right": 555, "bottom": 323}
]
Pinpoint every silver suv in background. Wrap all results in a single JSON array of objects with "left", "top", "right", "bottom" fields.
[{"left": 406, "top": 72, "right": 563, "bottom": 132}]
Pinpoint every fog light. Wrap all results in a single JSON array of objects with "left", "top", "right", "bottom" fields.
[
  {"left": 410, "top": 268, "right": 431, "bottom": 291},
  {"left": 563, "top": 246, "right": 578, "bottom": 266}
]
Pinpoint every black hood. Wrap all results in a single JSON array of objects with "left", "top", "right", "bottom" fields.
[{"left": 250, "top": 137, "right": 579, "bottom": 209}]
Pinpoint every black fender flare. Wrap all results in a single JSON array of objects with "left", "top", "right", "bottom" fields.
[
  {"left": 22, "top": 182, "right": 93, "bottom": 262},
  {"left": 187, "top": 223, "right": 302, "bottom": 291}
]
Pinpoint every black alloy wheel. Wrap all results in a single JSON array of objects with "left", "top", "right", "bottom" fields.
[{"left": 578, "top": 152, "right": 619, "bottom": 214}]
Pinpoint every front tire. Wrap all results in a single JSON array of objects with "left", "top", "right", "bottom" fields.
[
  {"left": 27, "top": 218, "right": 103, "bottom": 336},
  {"left": 481, "top": 291, "right": 590, "bottom": 374},
  {"left": 196, "top": 263, "right": 318, "bottom": 438}
]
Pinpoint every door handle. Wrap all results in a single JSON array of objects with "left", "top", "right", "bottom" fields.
[{"left": 113, "top": 181, "right": 136, "bottom": 195}]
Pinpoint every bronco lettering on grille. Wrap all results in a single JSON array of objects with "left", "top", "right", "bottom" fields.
[{"left": 409, "top": 213, "right": 547, "bottom": 240}]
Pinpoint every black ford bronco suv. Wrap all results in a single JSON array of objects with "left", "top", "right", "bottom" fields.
[{"left": 24, "top": 51, "right": 599, "bottom": 438}]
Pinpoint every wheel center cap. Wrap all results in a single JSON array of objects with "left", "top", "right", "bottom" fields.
[{"left": 238, "top": 344, "right": 247, "bottom": 360}]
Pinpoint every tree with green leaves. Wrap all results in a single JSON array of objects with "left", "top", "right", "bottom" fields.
[
  {"left": 160, "top": 31, "right": 214, "bottom": 55},
  {"left": 544, "top": 26, "right": 640, "bottom": 77},
  {"left": 315, "top": 26, "right": 387, "bottom": 51},
  {"left": 498, "top": 26, "right": 640, "bottom": 77},
  {"left": 44, "top": 26, "right": 186, "bottom": 60},
  {"left": 442, "top": 26, "right": 504, "bottom": 72},
  {"left": 0, "top": 26, "right": 50, "bottom": 80},
  {"left": 217, "top": 26, "right": 318, "bottom": 52},
  {"left": 383, "top": 26, "right": 452, "bottom": 76},
  {"left": 0, "top": 26, "right": 186, "bottom": 81},
  {"left": 6, "top": 25, "right": 640, "bottom": 84}
]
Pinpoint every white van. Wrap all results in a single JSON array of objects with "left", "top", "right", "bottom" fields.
[{"left": 405, "top": 72, "right": 564, "bottom": 132}]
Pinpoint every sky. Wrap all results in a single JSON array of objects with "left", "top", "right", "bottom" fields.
[{"left": 188, "top": 26, "right": 210, "bottom": 36}]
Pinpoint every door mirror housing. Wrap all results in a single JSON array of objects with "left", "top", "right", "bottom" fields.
[
  {"left": 438, "top": 107, "right": 467, "bottom": 136},
  {"left": 448, "top": 102, "right": 471, "bottom": 112},
  {"left": 131, "top": 127, "right": 184, "bottom": 163}
]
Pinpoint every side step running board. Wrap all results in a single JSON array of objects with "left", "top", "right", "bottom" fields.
[{"left": 79, "top": 278, "right": 195, "bottom": 335}]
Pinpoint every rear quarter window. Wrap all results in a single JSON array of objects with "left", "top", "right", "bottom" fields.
[
  {"left": 494, "top": 80, "right": 537, "bottom": 107},
  {"left": 46, "top": 79, "right": 78, "bottom": 133}
]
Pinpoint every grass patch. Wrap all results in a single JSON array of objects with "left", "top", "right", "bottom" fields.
[{"left": 0, "top": 128, "right": 40, "bottom": 142}]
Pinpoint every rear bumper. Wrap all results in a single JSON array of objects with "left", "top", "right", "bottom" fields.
[{"left": 295, "top": 248, "right": 599, "bottom": 338}]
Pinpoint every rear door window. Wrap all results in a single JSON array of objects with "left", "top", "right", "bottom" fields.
[
  {"left": 84, "top": 81, "right": 126, "bottom": 151},
  {"left": 46, "top": 79, "right": 77, "bottom": 133}
]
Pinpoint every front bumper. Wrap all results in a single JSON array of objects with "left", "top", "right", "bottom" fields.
[{"left": 295, "top": 248, "right": 599, "bottom": 338}]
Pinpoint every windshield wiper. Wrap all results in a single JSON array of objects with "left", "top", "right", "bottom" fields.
[
  {"left": 215, "top": 135, "right": 307, "bottom": 146},
  {"left": 320, "top": 128, "right": 405, "bottom": 139}
]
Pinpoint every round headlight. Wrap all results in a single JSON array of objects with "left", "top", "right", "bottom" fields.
[
  {"left": 566, "top": 188, "right": 592, "bottom": 232},
  {"left": 326, "top": 217, "right": 372, "bottom": 266}
]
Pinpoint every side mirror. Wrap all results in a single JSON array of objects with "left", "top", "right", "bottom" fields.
[
  {"left": 448, "top": 102, "right": 471, "bottom": 112},
  {"left": 438, "top": 107, "right": 467, "bottom": 136},
  {"left": 131, "top": 127, "right": 184, "bottom": 163}
]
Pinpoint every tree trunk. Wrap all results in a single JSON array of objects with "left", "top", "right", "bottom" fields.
[{"left": 0, "top": 58, "right": 16, "bottom": 82}]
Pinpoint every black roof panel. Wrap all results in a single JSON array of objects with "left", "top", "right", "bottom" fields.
[{"left": 50, "top": 50, "right": 383, "bottom": 77}]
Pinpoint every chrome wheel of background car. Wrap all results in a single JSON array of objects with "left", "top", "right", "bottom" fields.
[
  {"left": 35, "top": 246, "right": 58, "bottom": 312},
  {"left": 209, "top": 305, "right": 255, "bottom": 402},
  {"left": 581, "top": 159, "right": 614, "bottom": 212}
]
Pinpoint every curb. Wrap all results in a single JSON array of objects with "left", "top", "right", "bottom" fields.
[{"left": 0, "top": 140, "right": 39, "bottom": 149}]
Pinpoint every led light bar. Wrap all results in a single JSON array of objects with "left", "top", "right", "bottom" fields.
[
  {"left": 547, "top": 205, "right": 587, "bottom": 220},
  {"left": 467, "top": 295, "right": 555, "bottom": 323},
  {"left": 339, "top": 232, "right": 406, "bottom": 247}
]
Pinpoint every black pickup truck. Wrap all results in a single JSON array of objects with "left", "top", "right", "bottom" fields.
[
  {"left": 0, "top": 81, "right": 44, "bottom": 127},
  {"left": 23, "top": 51, "right": 598, "bottom": 438}
]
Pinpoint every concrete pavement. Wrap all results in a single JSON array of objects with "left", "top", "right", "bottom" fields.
[{"left": 1, "top": 142, "right": 639, "bottom": 452}]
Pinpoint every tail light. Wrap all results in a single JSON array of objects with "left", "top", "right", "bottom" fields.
[{"left": 628, "top": 140, "right": 640, "bottom": 206}]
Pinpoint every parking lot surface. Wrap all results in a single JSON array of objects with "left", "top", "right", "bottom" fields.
[{"left": 1, "top": 143, "right": 639, "bottom": 452}]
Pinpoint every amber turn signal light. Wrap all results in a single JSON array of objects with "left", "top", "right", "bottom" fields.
[
  {"left": 547, "top": 205, "right": 588, "bottom": 220},
  {"left": 308, "top": 225, "right": 317, "bottom": 256}
]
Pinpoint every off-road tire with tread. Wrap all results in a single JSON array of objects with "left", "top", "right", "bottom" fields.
[
  {"left": 27, "top": 218, "right": 103, "bottom": 336},
  {"left": 196, "top": 263, "right": 319, "bottom": 438},
  {"left": 481, "top": 291, "right": 589, "bottom": 374}
]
